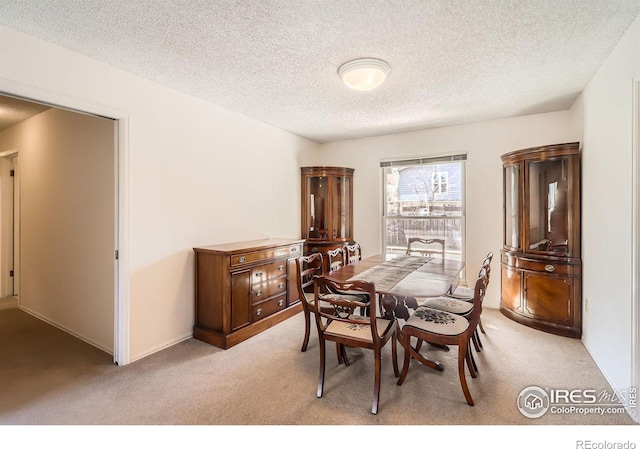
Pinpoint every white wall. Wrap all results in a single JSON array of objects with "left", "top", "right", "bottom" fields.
[
  {"left": 0, "top": 108, "right": 116, "bottom": 352},
  {"left": 0, "top": 25, "right": 320, "bottom": 362},
  {"left": 319, "top": 112, "right": 581, "bottom": 309},
  {"left": 569, "top": 13, "right": 640, "bottom": 400}
]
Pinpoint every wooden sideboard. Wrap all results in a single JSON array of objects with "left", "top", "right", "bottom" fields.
[{"left": 193, "top": 238, "right": 304, "bottom": 349}]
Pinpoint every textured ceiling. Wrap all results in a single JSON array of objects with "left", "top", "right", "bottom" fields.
[
  {"left": 0, "top": 95, "right": 49, "bottom": 132},
  {"left": 1, "top": 0, "right": 640, "bottom": 143}
]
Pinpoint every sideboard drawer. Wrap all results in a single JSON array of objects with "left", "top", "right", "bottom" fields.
[
  {"left": 252, "top": 294, "right": 287, "bottom": 322},
  {"left": 231, "top": 244, "right": 302, "bottom": 267},
  {"left": 251, "top": 277, "right": 287, "bottom": 303},
  {"left": 251, "top": 260, "right": 287, "bottom": 284}
]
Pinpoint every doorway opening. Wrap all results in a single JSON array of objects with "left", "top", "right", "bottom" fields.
[
  {"left": 0, "top": 85, "right": 129, "bottom": 366},
  {"left": 0, "top": 149, "right": 19, "bottom": 309}
]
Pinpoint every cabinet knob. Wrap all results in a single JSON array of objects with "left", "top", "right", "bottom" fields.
[
  {"left": 278, "top": 300, "right": 284, "bottom": 307},
  {"left": 238, "top": 256, "right": 246, "bottom": 263},
  {"left": 255, "top": 271, "right": 263, "bottom": 278},
  {"left": 544, "top": 264, "right": 556, "bottom": 272},
  {"left": 290, "top": 247, "right": 298, "bottom": 253},
  {"left": 278, "top": 265, "right": 284, "bottom": 271},
  {"left": 278, "top": 283, "right": 284, "bottom": 289},
  {"left": 256, "top": 308, "right": 262, "bottom": 316},
  {"left": 256, "top": 290, "right": 263, "bottom": 297}
]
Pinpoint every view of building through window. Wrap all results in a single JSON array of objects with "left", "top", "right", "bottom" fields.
[{"left": 382, "top": 156, "right": 466, "bottom": 263}]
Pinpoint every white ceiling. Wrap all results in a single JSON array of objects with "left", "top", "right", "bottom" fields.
[{"left": 1, "top": 0, "right": 640, "bottom": 143}]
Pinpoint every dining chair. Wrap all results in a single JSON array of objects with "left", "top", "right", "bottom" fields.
[
  {"left": 295, "top": 253, "right": 330, "bottom": 352},
  {"left": 326, "top": 247, "right": 347, "bottom": 272},
  {"left": 345, "top": 242, "right": 362, "bottom": 265},
  {"left": 397, "top": 268, "right": 488, "bottom": 406},
  {"left": 405, "top": 237, "right": 445, "bottom": 259},
  {"left": 416, "top": 257, "right": 491, "bottom": 373},
  {"left": 445, "top": 252, "right": 493, "bottom": 336},
  {"left": 312, "top": 275, "right": 399, "bottom": 414}
]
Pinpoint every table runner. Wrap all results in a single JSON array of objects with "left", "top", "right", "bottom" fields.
[{"left": 347, "top": 255, "right": 455, "bottom": 297}]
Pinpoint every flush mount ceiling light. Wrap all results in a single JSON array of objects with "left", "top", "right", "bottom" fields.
[{"left": 338, "top": 58, "right": 391, "bottom": 91}]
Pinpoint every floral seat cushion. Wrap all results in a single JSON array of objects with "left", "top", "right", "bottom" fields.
[
  {"left": 325, "top": 317, "right": 397, "bottom": 341},
  {"left": 403, "top": 306, "right": 469, "bottom": 336},
  {"left": 420, "top": 296, "right": 473, "bottom": 315}
]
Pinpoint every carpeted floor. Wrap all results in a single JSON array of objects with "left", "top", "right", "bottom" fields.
[{"left": 0, "top": 306, "right": 636, "bottom": 427}]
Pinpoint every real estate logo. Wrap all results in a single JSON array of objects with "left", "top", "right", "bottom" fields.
[
  {"left": 517, "top": 386, "right": 635, "bottom": 419},
  {"left": 517, "top": 386, "right": 550, "bottom": 418}
]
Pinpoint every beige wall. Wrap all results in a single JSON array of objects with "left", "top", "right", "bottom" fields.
[
  {"left": 0, "top": 25, "right": 320, "bottom": 362},
  {"left": 318, "top": 111, "right": 581, "bottom": 308},
  {"left": 0, "top": 108, "right": 115, "bottom": 352},
  {"left": 570, "top": 12, "right": 640, "bottom": 399}
]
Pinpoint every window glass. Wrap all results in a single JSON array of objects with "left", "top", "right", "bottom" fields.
[{"left": 383, "top": 158, "right": 465, "bottom": 266}]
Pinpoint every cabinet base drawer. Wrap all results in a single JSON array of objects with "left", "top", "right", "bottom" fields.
[
  {"left": 516, "top": 258, "right": 572, "bottom": 275},
  {"left": 252, "top": 294, "right": 287, "bottom": 322}
]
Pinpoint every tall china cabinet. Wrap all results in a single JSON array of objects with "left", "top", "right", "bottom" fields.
[
  {"left": 500, "top": 142, "right": 582, "bottom": 338},
  {"left": 300, "top": 167, "right": 354, "bottom": 260}
]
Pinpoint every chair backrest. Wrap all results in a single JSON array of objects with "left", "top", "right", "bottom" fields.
[
  {"left": 345, "top": 243, "right": 362, "bottom": 265},
  {"left": 313, "top": 275, "right": 382, "bottom": 340},
  {"left": 405, "top": 238, "right": 445, "bottom": 258},
  {"left": 295, "top": 253, "right": 324, "bottom": 301},
  {"left": 481, "top": 252, "right": 493, "bottom": 285},
  {"left": 468, "top": 267, "right": 489, "bottom": 330},
  {"left": 326, "top": 247, "right": 346, "bottom": 272}
]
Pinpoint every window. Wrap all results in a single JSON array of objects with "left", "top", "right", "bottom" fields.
[{"left": 381, "top": 154, "right": 466, "bottom": 269}]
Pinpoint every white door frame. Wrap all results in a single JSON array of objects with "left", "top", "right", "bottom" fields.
[
  {"left": 0, "top": 78, "right": 130, "bottom": 366},
  {"left": 632, "top": 76, "right": 640, "bottom": 421},
  {"left": 0, "top": 148, "right": 18, "bottom": 298}
]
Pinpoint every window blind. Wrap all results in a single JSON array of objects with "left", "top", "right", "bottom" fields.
[{"left": 380, "top": 153, "right": 467, "bottom": 167}]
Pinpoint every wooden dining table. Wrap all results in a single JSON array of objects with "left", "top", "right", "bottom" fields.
[
  {"left": 326, "top": 254, "right": 465, "bottom": 321},
  {"left": 326, "top": 253, "right": 466, "bottom": 371}
]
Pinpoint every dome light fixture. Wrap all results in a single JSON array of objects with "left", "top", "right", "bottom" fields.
[{"left": 338, "top": 58, "right": 391, "bottom": 91}]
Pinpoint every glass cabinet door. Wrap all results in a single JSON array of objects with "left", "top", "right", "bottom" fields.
[
  {"left": 332, "top": 175, "right": 351, "bottom": 240},
  {"left": 527, "top": 159, "right": 569, "bottom": 255},
  {"left": 504, "top": 164, "right": 520, "bottom": 249},
  {"left": 306, "top": 176, "right": 329, "bottom": 240}
]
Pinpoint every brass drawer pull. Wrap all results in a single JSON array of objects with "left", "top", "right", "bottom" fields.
[
  {"left": 256, "top": 308, "right": 262, "bottom": 316},
  {"left": 544, "top": 265, "right": 555, "bottom": 273},
  {"left": 255, "top": 271, "right": 263, "bottom": 278},
  {"left": 238, "top": 256, "right": 246, "bottom": 263}
]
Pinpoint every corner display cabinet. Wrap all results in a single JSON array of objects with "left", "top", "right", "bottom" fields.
[
  {"left": 301, "top": 166, "right": 354, "bottom": 256},
  {"left": 500, "top": 142, "right": 582, "bottom": 338}
]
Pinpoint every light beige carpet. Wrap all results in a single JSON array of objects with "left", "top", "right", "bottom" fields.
[{"left": 0, "top": 307, "right": 636, "bottom": 427}]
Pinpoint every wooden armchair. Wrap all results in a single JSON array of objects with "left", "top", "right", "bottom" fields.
[
  {"left": 397, "top": 268, "right": 488, "bottom": 406},
  {"left": 295, "top": 253, "right": 328, "bottom": 352},
  {"left": 405, "top": 238, "right": 445, "bottom": 258},
  {"left": 312, "top": 275, "right": 399, "bottom": 414}
]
